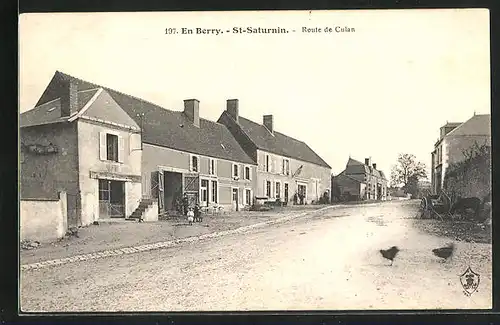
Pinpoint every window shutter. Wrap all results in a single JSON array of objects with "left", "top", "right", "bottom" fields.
[
  {"left": 118, "top": 136, "right": 124, "bottom": 163},
  {"left": 99, "top": 132, "right": 106, "bottom": 161},
  {"left": 214, "top": 159, "right": 217, "bottom": 175},
  {"left": 189, "top": 155, "right": 193, "bottom": 171}
]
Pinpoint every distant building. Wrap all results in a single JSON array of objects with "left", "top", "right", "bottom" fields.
[
  {"left": 387, "top": 187, "right": 407, "bottom": 199},
  {"left": 431, "top": 114, "right": 491, "bottom": 194},
  {"left": 332, "top": 157, "right": 388, "bottom": 201}
]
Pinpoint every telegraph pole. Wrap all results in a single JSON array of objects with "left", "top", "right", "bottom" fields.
[{"left": 137, "top": 112, "right": 145, "bottom": 150}]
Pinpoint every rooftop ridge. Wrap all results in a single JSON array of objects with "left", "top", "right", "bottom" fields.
[
  {"left": 56, "top": 71, "right": 177, "bottom": 114},
  {"left": 57, "top": 71, "right": 227, "bottom": 129}
]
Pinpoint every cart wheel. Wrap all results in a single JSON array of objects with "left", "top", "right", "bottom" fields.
[{"left": 420, "top": 197, "right": 427, "bottom": 209}]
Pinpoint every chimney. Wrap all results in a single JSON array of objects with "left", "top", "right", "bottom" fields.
[
  {"left": 263, "top": 115, "right": 274, "bottom": 134},
  {"left": 226, "top": 99, "right": 239, "bottom": 123},
  {"left": 60, "top": 79, "right": 78, "bottom": 117},
  {"left": 372, "top": 163, "right": 377, "bottom": 169},
  {"left": 183, "top": 99, "right": 200, "bottom": 127},
  {"left": 364, "top": 158, "right": 370, "bottom": 166}
]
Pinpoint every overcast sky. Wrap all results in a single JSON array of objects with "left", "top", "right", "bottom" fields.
[{"left": 19, "top": 9, "right": 490, "bottom": 177}]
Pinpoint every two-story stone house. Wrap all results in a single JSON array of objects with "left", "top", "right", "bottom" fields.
[
  {"left": 431, "top": 114, "right": 491, "bottom": 194},
  {"left": 218, "top": 100, "right": 332, "bottom": 205},
  {"left": 332, "top": 157, "right": 388, "bottom": 201},
  {"left": 20, "top": 74, "right": 143, "bottom": 227}
]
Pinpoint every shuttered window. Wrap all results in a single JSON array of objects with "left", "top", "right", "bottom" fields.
[{"left": 99, "top": 132, "right": 123, "bottom": 163}]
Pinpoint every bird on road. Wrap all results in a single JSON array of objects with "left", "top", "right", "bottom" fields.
[
  {"left": 432, "top": 243, "right": 455, "bottom": 262},
  {"left": 379, "top": 246, "right": 400, "bottom": 266}
]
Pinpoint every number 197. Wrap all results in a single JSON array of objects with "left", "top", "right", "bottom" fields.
[{"left": 165, "top": 28, "right": 177, "bottom": 34}]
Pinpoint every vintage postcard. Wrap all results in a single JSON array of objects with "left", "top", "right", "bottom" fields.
[{"left": 19, "top": 9, "right": 491, "bottom": 312}]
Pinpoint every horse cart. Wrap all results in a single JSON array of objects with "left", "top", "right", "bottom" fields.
[{"left": 419, "top": 190, "right": 453, "bottom": 220}]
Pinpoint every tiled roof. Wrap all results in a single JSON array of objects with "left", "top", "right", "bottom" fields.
[
  {"left": 446, "top": 114, "right": 491, "bottom": 137},
  {"left": 20, "top": 89, "right": 99, "bottom": 127},
  {"left": 334, "top": 170, "right": 362, "bottom": 183},
  {"left": 25, "top": 71, "right": 256, "bottom": 164},
  {"left": 345, "top": 158, "right": 370, "bottom": 174},
  {"left": 344, "top": 157, "right": 387, "bottom": 180},
  {"left": 231, "top": 115, "right": 331, "bottom": 168}
]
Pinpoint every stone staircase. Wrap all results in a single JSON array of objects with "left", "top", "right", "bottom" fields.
[{"left": 128, "top": 198, "right": 155, "bottom": 221}]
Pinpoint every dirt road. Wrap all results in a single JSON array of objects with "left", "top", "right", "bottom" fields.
[{"left": 20, "top": 200, "right": 491, "bottom": 311}]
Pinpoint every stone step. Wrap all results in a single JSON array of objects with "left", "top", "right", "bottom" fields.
[{"left": 129, "top": 198, "right": 156, "bottom": 220}]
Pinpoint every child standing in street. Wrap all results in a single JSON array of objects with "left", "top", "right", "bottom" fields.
[{"left": 187, "top": 208, "right": 194, "bottom": 225}]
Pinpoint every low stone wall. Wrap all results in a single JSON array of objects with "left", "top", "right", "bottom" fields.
[{"left": 20, "top": 191, "right": 68, "bottom": 242}]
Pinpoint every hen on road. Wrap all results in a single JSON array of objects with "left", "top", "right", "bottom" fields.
[
  {"left": 380, "top": 246, "right": 400, "bottom": 266},
  {"left": 432, "top": 243, "right": 455, "bottom": 262}
]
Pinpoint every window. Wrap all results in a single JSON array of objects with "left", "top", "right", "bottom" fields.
[
  {"left": 283, "top": 159, "right": 290, "bottom": 175},
  {"left": 275, "top": 182, "right": 281, "bottom": 199},
  {"left": 209, "top": 159, "right": 216, "bottom": 175},
  {"left": 266, "top": 180, "right": 272, "bottom": 197},
  {"left": 191, "top": 155, "right": 199, "bottom": 172},
  {"left": 244, "top": 166, "right": 251, "bottom": 180},
  {"left": 200, "top": 179, "right": 209, "bottom": 206},
  {"left": 233, "top": 164, "right": 239, "bottom": 178},
  {"left": 245, "top": 189, "right": 252, "bottom": 205},
  {"left": 211, "top": 180, "right": 218, "bottom": 203},
  {"left": 106, "top": 134, "right": 119, "bottom": 162},
  {"left": 98, "top": 179, "right": 110, "bottom": 201},
  {"left": 265, "top": 155, "right": 270, "bottom": 172},
  {"left": 100, "top": 132, "right": 124, "bottom": 163}
]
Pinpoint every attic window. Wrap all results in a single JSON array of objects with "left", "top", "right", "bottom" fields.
[
  {"left": 220, "top": 143, "right": 226, "bottom": 150},
  {"left": 47, "top": 107, "right": 57, "bottom": 112}
]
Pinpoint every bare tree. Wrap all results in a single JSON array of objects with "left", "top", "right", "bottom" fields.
[{"left": 390, "top": 153, "right": 428, "bottom": 192}]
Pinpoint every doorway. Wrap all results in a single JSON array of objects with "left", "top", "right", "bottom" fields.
[
  {"left": 284, "top": 183, "right": 289, "bottom": 204},
  {"left": 163, "top": 171, "right": 183, "bottom": 212},
  {"left": 99, "top": 179, "right": 125, "bottom": 218},
  {"left": 232, "top": 188, "right": 239, "bottom": 211},
  {"left": 297, "top": 184, "right": 307, "bottom": 205}
]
